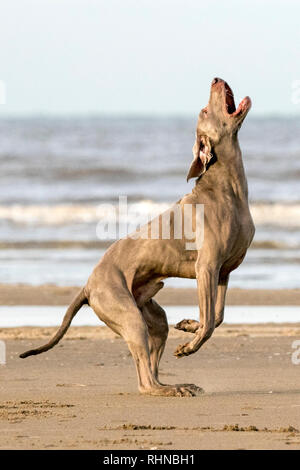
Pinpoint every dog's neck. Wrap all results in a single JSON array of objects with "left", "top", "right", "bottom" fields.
[{"left": 193, "top": 134, "right": 249, "bottom": 202}]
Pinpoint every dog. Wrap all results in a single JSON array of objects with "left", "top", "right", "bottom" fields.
[{"left": 20, "top": 78, "right": 255, "bottom": 397}]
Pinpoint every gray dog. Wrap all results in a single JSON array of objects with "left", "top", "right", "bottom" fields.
[{"left": 21, "top": 78, "right": 255, "bottom": 397}]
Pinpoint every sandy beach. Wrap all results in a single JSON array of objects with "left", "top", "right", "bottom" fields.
[{"left": 1, "top": 324, "right": 300, "bottom": 450}]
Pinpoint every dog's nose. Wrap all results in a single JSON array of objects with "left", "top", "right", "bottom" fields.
[{"left": 212, "top": 77, "right": 221, "bottom": 85}]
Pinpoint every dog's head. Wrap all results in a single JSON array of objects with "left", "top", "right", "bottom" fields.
[{"left": 187, "top": 78, "right": 251, "bottom": 181}]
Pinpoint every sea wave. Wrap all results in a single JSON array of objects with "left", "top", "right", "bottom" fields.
[{"left": 0, "top": 202, "right": 299, "bottom": 228}]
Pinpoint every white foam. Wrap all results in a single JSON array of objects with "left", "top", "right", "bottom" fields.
[
  {"left": 0, "top": 202, "right": 299, "bottom": 227},
  {"left": 0, "top": 201, "right": 169, "bottom": 225}
]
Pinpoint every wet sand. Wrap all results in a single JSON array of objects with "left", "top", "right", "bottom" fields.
[
  {"left": 1, "top": 284, "right": 300, "bottom": 306},
  {"left": 0, "top": 324, "right": 300, "bottom": 449}
]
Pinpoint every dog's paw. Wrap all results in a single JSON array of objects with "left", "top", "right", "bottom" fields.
[
  {"left": 174, "top": 319, "right": 200, "bottom": 333},
  {"left": 175, "top": 383, "right": 204, "bottom": 395},
  {"left": 173, "top": 342, "right": 193, "bottom": 358},
  {"left": 140, "top": 384, "right": 200, "bottom": 397},
  {"left": 174, "top": 386, "right": 197, "bottom": 397}
]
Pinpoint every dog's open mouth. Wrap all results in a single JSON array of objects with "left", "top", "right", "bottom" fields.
[
  {"left": 225, "top": 82, "right": 236, "bottom": 114},
  {"left": 224, "top": 82, "right": 251, "bottom": 117}
]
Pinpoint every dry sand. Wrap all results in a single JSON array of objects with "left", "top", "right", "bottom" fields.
[
  {"left": 1, "top": 283, "right": 300, "bottom": 305},
  {"left": 1, "top": 324, "right": 300, "bottom": 450}
]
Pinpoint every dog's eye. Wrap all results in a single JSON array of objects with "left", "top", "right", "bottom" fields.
[{"left": 202, "top": 108, "right": 208, "bottom": 116}]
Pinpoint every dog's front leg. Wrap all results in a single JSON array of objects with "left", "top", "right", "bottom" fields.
[
  {"left": 175, "top": 271, "right": 229, "bottom": 334},
  {"left": 214, "top": 274, "right": 229, "bottom": 327},
  {"left": 174, "top": 264, "right": 218, "bottom": 358}
]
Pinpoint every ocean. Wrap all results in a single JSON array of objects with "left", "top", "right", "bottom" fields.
[{"left": 0, "top": 116, "right": 299, "bottom": 289}]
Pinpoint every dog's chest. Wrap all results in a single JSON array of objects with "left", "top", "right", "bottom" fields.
[{"left": 224, "top": 211, "right": 255, "bottom": 268}]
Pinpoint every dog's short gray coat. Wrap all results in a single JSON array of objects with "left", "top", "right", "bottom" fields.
[{"left": 21, "top": 78, "right": 255, "bottom": 397}]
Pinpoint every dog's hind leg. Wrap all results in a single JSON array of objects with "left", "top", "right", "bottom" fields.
[
  {"left": 141, "top": 299, "right": 203, "bottom": 394},
  {"left": 89, "top": 284, "right": 199, "bottom": 397},
  {"left": 141, "top": 299, "right": 169, "bottom": 382}
]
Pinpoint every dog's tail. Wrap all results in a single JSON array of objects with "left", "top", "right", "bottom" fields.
[{"left": 19, "top": 288, "right": 88, "bottom": 359}]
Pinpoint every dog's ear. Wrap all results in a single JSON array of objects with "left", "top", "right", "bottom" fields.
[{"left": 187, "top": 134, "right": 212, "bottom": 181}]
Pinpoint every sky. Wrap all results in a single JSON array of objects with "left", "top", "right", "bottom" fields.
[{"left": 0, "top": 0, "right": 299, "bottom": 116}]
